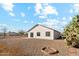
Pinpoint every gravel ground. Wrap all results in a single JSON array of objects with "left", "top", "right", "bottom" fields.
[{"left": 0, "top": 38, "right": 79, "bottom": 56}]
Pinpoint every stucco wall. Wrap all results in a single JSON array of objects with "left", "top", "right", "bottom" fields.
[
  {"left": 28, "top": 25, "right": 54, "bottom": 40},
  {"left": 54, "top": 30, "right": 61, "bottom": 39}
]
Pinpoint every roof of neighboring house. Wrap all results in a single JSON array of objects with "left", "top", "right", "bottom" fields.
[{"left": 27, "top": 24, "right": 61, "bottom": 33}]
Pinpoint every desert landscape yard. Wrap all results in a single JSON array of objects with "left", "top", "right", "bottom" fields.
[
  {"left": 0, "top": 3, "right": 79, "bottom": 56},
  {"left": 0, "top": 36, "right": 79, "bottom": 56}
]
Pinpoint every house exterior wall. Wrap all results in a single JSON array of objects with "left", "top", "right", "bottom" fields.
[
  {"left": 28, "top": 25, "right": 54, "bottom": 40},
  {"left": 54, "top": 30, "right": 61, "bottom": 39}
]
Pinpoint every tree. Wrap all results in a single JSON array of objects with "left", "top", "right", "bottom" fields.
[
  {"left": 63, "top": 15, "right": 79, "bottom": 47},
  {"left": 18, "top": 30, "right": 25, "bottom": 36},
  {"left": 2, "top": 27, "right": 7, "bottom": 39}
]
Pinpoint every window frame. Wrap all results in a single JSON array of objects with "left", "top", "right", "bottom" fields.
[
  {"left": 37, "top": 32, "right": 40, "bottom": 36},
  {"left": 30, "top": 32, "right": 33, "bottom": 37},
  {"left": 45, "top": 31, "right": 50, "bottom": 37}
]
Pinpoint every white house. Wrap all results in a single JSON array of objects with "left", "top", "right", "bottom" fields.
[{"left": 27, "top": 24, "right": 62, "bottom": 40}]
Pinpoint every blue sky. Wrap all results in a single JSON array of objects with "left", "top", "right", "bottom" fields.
[{"left": 0, "top": 3, "right": 79, "bottom": 32}]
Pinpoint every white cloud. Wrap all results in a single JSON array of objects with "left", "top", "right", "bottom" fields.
[
  {"left": 69, "top": 16, "right": 72, "bottom": 21},
  {"left": 0, "top": 24, "right": 8, "bottom": 32},
  {"left": 39, "top": 19, "right": 60, "bottom": 31},
  {"left": 35, "top": 3, "right": 42, "bottom": 14},
  {"left": 39, "top": 19, "right": 59, "bottom": 29},
  {"left": 62, "top": 17, "right": 66, "bottom": 21},
  {"left": 9, "top": 12, "right": 15, "bottom": 16},
  {"left": 0, "top": 2, "right": 14, "bottom": 12},
  {"left": 62, "top": 21, "right": 68, "bottom": 26},
  {"left": 20, "top": 12, "right": 25, "bottom": 17},
  {"left": 27, "top": 6, "right": 31, "bottom": 10},
  {"left": 69, "top": 9, "right": 74, "bottom": 13},
  {"left": 0, "top": 24, "right": 24, "bottom": 32},
  {"left": 0, "top": 2, "right": 15, "bottom": 16},
  {"left": 74, "top": 4, "right": 79, "bottom": 7},
  {"left": 8, "top": 25, "right": 19, "bottom": 32},
  {"left": 0, "top": 24, "right": 8, "bottom": 27},
  {"left": 35, "top": 3, "right": 58, "bottom": 18},
  {"left": 61, "top": 17, "right": 70, "bottom": 26},
  {"left": 39, "top": 18, "right": 69, "bottom": 32},
  {"left": 0, "top": 24, "right": 18, "bottom": 32},
  {"left": 38, "top": 15, "right": 46, "bottom": 19},
  {"left": 23, "top": 20, "right": 27, "bottom": 23},
  {"left": 31, "top": 21, "right": 34, "bottom": 23},
  {"left": 73, "top": 4, "right": 79, "bottom": 13},
  {"left": 12, "top": 19, "right": 21, "bottom": 22},
  {"left": 43, "top": 5, "right": 58, "bottom": 16}
]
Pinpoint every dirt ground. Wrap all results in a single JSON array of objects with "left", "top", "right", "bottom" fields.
[{"left": 0, "top": 36, "right": 79, "bottom": 56}]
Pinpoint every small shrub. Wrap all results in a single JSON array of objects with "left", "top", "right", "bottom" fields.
[{"left": 63, "top": 15, "right": 79, "bottom": 48}]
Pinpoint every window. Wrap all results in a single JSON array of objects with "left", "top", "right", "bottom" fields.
[
  {"left": 37, "top": 32, "right": 40, "bottom": 36},
  {"left": 46, "top": 32, "right": 50, "bottom": 36},
  {"left": 30, "top": 32, "right": 33, "bottom": 37}
]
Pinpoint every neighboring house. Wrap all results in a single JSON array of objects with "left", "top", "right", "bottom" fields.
[{"left": 27, "top": 24, "right": 62, "bottom": 40}]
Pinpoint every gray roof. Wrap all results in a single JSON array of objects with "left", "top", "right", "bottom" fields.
[{"left": 27, "top": 24, "right": 61, "bottom": 33}]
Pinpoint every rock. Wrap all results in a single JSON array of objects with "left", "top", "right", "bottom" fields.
[{"left": 41, "top": 47, "right": 59, "bottom": 55}]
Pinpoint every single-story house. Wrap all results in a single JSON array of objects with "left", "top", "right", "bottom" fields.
[{"left": 27, "top": 24, "right": 62, "bottom": 40}]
